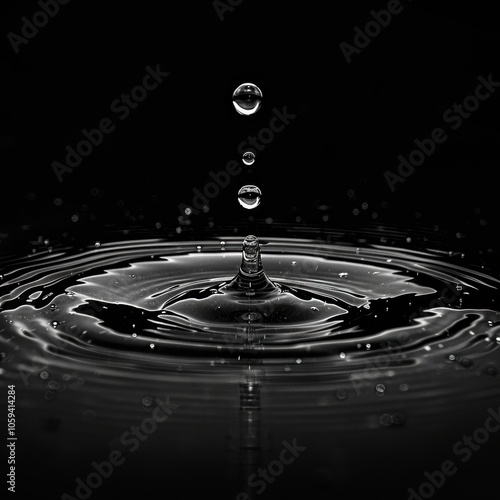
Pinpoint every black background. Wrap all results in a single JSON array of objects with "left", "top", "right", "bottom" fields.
[
  {"left": 1, "top": 0, "right": 499, "bottom": 252},
  {"left": 2, "top": 2, "right": 500, "bottom": 499}
]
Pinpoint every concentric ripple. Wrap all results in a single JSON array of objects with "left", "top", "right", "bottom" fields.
[{"left": 1, "top": 236, "right": 499, "bottom": 370}]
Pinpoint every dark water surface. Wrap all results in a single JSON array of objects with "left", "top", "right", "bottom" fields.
[{"left": 1, "top": 226, "right": 500, "bottom": 499}]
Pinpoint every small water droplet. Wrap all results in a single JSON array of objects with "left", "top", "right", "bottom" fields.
[
  {"left": 375, "top": 384, "right": 386, "bottom": 396},
  {"left": 242, "top": 151, "right": 255, "bottom": 165},
  {"left": 366, "top": 344, "right": 371, "bottom": 350},
  {"left": 220, "top": 241, "right": 226, "bottom": 250},
  {"left": 196, "top": 245, "right": 202, "bottom": 252},
  {"left": 399, "top": 383, "right": 409, "bottom": 392},
  {"left": 380, "top": 414, "right": 392, "bottom": 427},
  {"left": 424, "top": 346, "right": 431, "bottom": 351},
  {"left": 94, "top": 242, "right": 101, "bottom": 248},
  {"left": 142, "top": 395, "right": 154, "bottom": 408},
  {"left": 232, "top": 83, "right": 262, "bottom": 116},
  {"left": 391, "top": 412, "right": 405, "bottom": 426},
  {"left": 51, "top": 321, "right": 58, "bottom": 328},
  {"left": 44, "top": 391, "right": 56, "bottom": 401},
  {"left": 50, "top": 304, "right": 56, "bottom": 310},
  {"left": 336, "top": 389, "right": 348, "bottom": 400},
  {"left": 339, "top": 352, "right": 346, "bottom": 359},
  {"left": 238, "top": 185, "right": 262, "bottom": 210},
  {"left": 149, "top": 343, "right": 155, "bottom": 349},
  {"left": 310, "top": 306, "right": 319, "bottom": 312},
  {"left": 486, "top": 367, "right": 497, "bottom": 376},
  {"left": 40, "top": 371, "right": 49, "bottom": 380},
  {"left": 461, "top": 358, "right": 472, "bottom": 368},
  {"left": 47, "top": 380, "right": 59, "bottom": 390},
  {"left": 132, "top": 333, "right": 137, "bottom": 338},
  {"left": 296, "top": 358, "right": 302, "bottom": 364},
  {"left": 456, "top": 284, "right": 463, "bottom": 291},
  {"left": 448, "top": 354, "right": 456, "bottom": 361},
  {"left": 339, "top": 272, "right": 348, "bottom": 278},
  {"left": 284, "top": 365, "right": 291, "bottom": 372}
]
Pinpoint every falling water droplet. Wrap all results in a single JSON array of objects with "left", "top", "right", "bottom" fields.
[
  {"left": 232, "top": 83, "right": 262, "bottom": 116},
  {"left": 40, "top": 371, "right": 49, "bottom": 380},
  {"left": 284, "top": 365, "right": 291, "bottom": 372},
  {"left": 339, "top": 272, "right": 348, "bottom": 278},
  {"left": 238, "top": 185, "right": 262, "bottom": 210},
  {"left": 242, "top": 151, "right": 255, "bottom": 165},
  {"left": 51, "top": 321, "right": 58, "bottom": 328},
  {"left": 149, "top": 343, "right": 155, "bottom": 349},
  {"left": 296, "top": 358, "right": 302, "bottom": 364},
  {"left": 339, "top": 352, "right": 346, "bottom": 359},
  {"left": 220, "top": 241, "right": 226, "bottom": 251},
  {"left": 196, "top": 245, "right": 202, "bottom": 252},
  {"left": 375, "top": 383, "right": 386, "bottom": 396},
  {"left": 94, "top": 242, "right": 101, "bottom": 248}
]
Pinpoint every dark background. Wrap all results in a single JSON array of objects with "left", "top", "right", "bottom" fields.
[{"left": 1, "top": 0, "right": 499, "bottom": 250}]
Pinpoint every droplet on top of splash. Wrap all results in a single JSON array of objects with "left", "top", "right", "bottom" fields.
[
  {"left": 242, "top": 151, "right": 255, "bottom": 165},
  {"left": 238, "top": 185, "right": 261, "bottom": 209},
  {"left": 232, "top": 83, "right": 262, "bottom": 116}
]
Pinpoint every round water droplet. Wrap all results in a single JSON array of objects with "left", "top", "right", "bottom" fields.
[
  {"left": 51, "top": 321, "right": 58, "bottom": 328},
  {"left": 375, "top": 383, "right": 386, "bottom": 395},
  {"left": 47, "top": 380, "right": 59, "bottom": 390},
  {"left": 336, "top": 389, "right": 348, "bottom": 400},
  {"left": 380, "top": 414, "right": 392, "bottom": 427},
  {"left": 196, "top": 245, "right": 202, "bottom": 252},
  {"left": 399, "top": 383, "right": 409, "bottom": 392},
  {"left": 149, "top": 343, "right": 155, "bottom": 349},
  {"left": 339, "top": 352, "right": 346, "bottom": 359},
  {"left": 486, "top": 367, "right": 497, "bottom": 376},
  {"left": 50, "top": 304, "right": 56, "bottom": 310},
  {"left": 94, "top": 242, "right": 101, "bottom": 248},
  {"left": 284, "top": 365, "right": 291, "bottom": 372},
  {"left": 461, "top": 358, "right": 472, "bottom": 368},
  {"left": 40, "top": 371, "right": 49, "bottom": 380},
  {"left": 242, "top": 151, "right": 255, "bottom": 165},
  {"left": 142, "top": 395, "right": 154, "bottom": 408},
  {"left": 238, "top": 185, "right": 262, "bottom": 210},
  {"left": 132, "top": 333, "right": 137, "bottom": 338},
  {"left": 448, "top": 354, "right": 456, "bottom": 361},
  {"left": 391, "top": 412, "right": 405, "bottom": 426},
  {"left": 232, "top": 83, "right": 262, "bottom": 116},
  {"left": 296, "top": 358, "right": 302, "bottom": 364}
]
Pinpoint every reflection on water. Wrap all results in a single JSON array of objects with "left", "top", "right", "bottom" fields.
[{"left": 1, "top": 228, "right": 499, "bottom": 498}]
